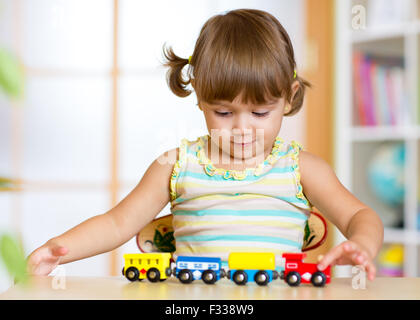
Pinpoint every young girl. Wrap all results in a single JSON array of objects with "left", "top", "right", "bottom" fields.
[{"left": 28, "top": 9, "right": 383, "bottom": 281}]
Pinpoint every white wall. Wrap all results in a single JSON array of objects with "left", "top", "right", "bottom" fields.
[{"left": 0, "top": 0, "right": 305, "bottom": 288}]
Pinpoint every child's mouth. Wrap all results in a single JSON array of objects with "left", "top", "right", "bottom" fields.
[{"left": 232, "top": 140, "right": 255, "bottom": 147}]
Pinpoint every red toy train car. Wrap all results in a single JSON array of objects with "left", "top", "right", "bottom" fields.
[{"left": 281, "top": 252, "right": 331, "bottom": 287}]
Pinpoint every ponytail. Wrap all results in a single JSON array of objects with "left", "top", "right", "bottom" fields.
[{"left": 162, "top": 44, "right": 192, "bottom": 98}]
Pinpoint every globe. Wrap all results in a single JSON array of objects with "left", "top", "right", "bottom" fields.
[{"left": 367, "top": 143, "right": 405, "bottom": 207}]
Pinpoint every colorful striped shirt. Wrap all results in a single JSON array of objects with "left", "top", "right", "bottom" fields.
[{"left": 169, "top": 134, "right": 313, "bottom": 262}]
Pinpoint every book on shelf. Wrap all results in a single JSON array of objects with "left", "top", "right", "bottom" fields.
[{"left": 352, "top": 51, "right": 407, "bottom": 126}]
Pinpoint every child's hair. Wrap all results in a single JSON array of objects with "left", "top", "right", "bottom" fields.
[{"left": 162, "top": 8, "right": 310, "bottom": 116}]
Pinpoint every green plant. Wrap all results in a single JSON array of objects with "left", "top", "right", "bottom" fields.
[
  {"left": 0, "top": 46, "right": 26, "bottom": 282},
  {"left": 0, "top": 233, "right": 28, "bottom": 284},
  {"left": 0, "top": 47, "right": 23, "bottom": 98}
]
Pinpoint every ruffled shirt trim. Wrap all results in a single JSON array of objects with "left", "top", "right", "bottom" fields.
[
  {"left": 170, "top": 138, "right": 189, "bottom": 202},
  {"left": 169, "top": 135, "right": 312, "bottom": 209},
  {"left": 196, "top": 135, "right": 285, "bottom": 180},
  {"left": 290, "top": 140, "right": 311, "bottom": 207}
]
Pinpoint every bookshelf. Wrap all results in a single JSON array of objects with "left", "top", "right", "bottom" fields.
[{"left": 335, "top": 0, "right": 420, "bottom": 277}]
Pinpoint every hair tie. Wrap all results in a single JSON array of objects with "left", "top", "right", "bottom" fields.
[
  {"left": 293, "top": 69, "right": 297, "bottom": 79},
  {"left": 188, "top": 56, "right": 192, "bottom": 64}
]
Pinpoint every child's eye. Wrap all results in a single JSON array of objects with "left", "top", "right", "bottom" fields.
[
  {"left": 252, "top": 112, "right": 269, "bottom": 117},
  {"left": 215, "top": 111, "right": 231, "bottom": 117},
  {"left": 214, "top": 111, "right": 269, "bottom": 117}
]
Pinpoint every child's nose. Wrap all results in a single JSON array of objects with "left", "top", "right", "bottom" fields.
[
  {"left": 232, "top": 115, "right": 252, "bottom": 133},
  {"left": 231, "top": 126, "right": 253, "bottom": 142}
]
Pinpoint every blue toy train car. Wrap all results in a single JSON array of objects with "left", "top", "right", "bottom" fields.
[{"left": 174, "top": 256, "right": 225, "bottom": 284}]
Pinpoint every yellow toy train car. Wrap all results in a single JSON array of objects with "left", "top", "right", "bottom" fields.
[
  {"left": 122, "top": 253, "right": 172, "bottom": 282},
  {"left": 227, "top": 252, "right": 279, "bottom": 286}
]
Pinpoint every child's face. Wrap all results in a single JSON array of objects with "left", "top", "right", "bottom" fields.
[{"left": 198, "top": 94, "right": 288, "bottom": 163}]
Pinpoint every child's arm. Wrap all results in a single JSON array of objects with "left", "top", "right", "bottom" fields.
[
  {"left": 299, "top": 151, "right": 384, "bottom": 281},
  {"left": 27, "top": 148, "right": 179, "bottom": 276}
]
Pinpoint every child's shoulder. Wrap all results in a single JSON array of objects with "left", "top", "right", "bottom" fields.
[
  {"left": 299, "top": 150, "right": 333, "bottom": 171},
  {"left": 155, "top": 135, "right": 203, "bottom": 169},
  {"left": 156, "top": 147, "right": 179, "bottom": 168},
  {"left": 298, "top": 150, "right": 337, "bottom": 186}
]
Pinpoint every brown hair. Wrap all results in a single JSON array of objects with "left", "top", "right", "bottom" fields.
[{"left": 162, "top": 8, "right": 310, "bottom": 116}]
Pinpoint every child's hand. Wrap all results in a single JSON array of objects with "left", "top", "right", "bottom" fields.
[
  {"left": 27, "top": 243, "right": 69, "bottom": 276},
  {"left": 317, "top": 240, "right": 376, "bottom": 281}
]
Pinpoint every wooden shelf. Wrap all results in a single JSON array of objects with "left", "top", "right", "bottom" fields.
[
  {"left": 351, "top": 21, "right": 420, "bottom": 44},
  {"left": 350, "top": 126, "right": 418, "bottom": 141},
  {"left": 384, "top": 228, "right": 420, "bottom": 244}
]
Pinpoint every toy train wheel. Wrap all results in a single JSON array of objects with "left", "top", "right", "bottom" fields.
[
  {"left": 254, "top": 271, "right": 269, "bottom": 286},
  {"left": 146, "top": 268, "right": 161, "bottom": 282},
  {"left": 125, "top": 267, "right": 140, "bottom": 282},
  {"left": 178, "top": 269, "right": 194, "bottom": 284},
  {"left": 233, "top": 270, "right": 248, "bottom": 285},
  {"left": 311, "top": 271, "right": 327, "bottom": 287},
  {"left": 202, "top": 270, "right": 217, "bottom": 284},
  {"left": 286, "top": 271, "right": 301, "bottom": 287}
]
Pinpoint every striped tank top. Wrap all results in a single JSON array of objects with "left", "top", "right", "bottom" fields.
[{"left": 169, "top": 134, "right": 313, "bottom": 262}]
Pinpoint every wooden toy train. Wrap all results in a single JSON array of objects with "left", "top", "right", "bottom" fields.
[{"left": 122, "top": 251, "right": 331, "bottom": 287}]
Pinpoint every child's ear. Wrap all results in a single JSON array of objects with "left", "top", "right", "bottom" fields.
[
  {"left": 291, "top": 80, "right": 300, "bottom": 102},
  {"left": 284, "top": 80, "right": 300, "bottom": 115}
]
